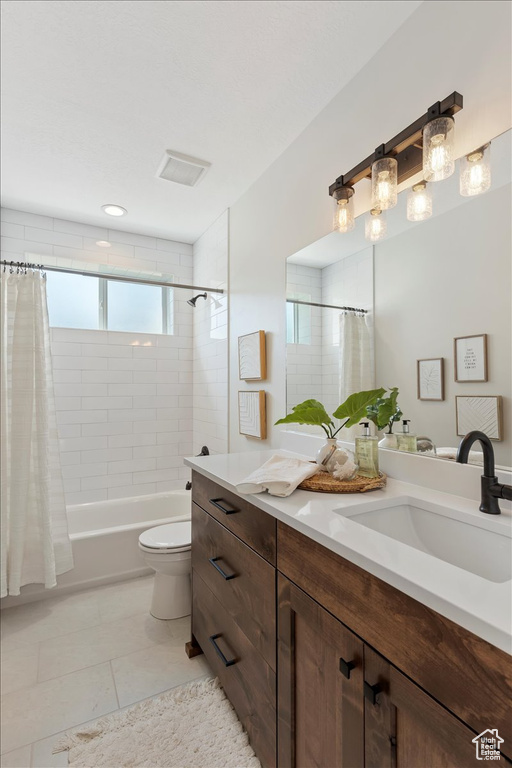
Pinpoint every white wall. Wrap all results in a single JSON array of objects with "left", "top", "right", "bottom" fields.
[
  {"left": 228, "top": 1, "right": 512, "bottom": 451},
  {"left": 1, "top": 207, "right": 194, "bottom": 504},
  {"left": 192, "top": 211, "right": 229, "bottom": 456},
  {"left": 375, "top": 183, "right": 511, "bottom": 466}
]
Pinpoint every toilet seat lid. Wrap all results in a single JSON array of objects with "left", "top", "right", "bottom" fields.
[{"left": 139, "top": 521, "right": 191, "bottom": 550}]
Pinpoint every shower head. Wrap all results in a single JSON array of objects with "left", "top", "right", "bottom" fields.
[{"left": 187, "top": 292, "right": 207, "bottom": 307}]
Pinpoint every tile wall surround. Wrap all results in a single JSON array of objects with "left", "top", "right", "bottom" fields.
[
  {"left": 191, "top": 211, "right": 229, "bottom": 456},
  {"left": 1, "top": 207, "right": 199, "bottom": 505}
]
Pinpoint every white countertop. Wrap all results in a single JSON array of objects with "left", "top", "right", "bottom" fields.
[{"left": 185, "top": 449, "right": 512, "bottom": 654}]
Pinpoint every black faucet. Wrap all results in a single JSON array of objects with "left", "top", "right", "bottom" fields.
[{"left": 456, "top": 430, "right": 512, "bottom": 515}]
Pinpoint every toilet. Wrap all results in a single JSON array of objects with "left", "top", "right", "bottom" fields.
[{"left": 138, "top": 521, "right": 192, "bottom": 620}]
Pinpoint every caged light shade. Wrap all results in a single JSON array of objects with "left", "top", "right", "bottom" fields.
[
  {"left": 423, "top": 116, "right": 455, "bottom": 182},
  {"left": 371, "top": 157, "right": 398, "bottom": 210},
  {"left": 460, "top": 143, "right": 491, "bottom": 196},
  {"left": 333, "top": 187, "right": 355, "bottom": 232},
  {"left": 365, "top": 208, "right": 386, "bottom": 241},
  {"left": 407, "top": 181, "right": 432, "bottom": 221}
]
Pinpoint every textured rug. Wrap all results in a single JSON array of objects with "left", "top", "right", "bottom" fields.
[{"left": 53, "top": 677, "right": 261, "bottom": 768}]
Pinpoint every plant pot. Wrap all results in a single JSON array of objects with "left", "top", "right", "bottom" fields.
[
  {"left": 379, "top": 433, "right": 398, "bottom": 450},
  {"left": 316, "top": 438, "right": 339, "bottom": 472}
]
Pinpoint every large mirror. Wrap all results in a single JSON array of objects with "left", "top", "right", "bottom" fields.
[{"left": 286, "top": 129, "right": 511, "bottom": 468}]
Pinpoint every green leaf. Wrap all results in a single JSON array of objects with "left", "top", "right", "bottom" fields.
[
  {"left": 332, "top": 388, "right": 386, "bottom": 429},
  {"left": 366, "top": 387, "right": 402, "bottom": 431},
  {"left": 275, "top": 399, "right": 333, "bottom": 430}
]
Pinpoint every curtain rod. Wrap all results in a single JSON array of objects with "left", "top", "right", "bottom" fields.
[
  {"left": 286, "top": 298, "right": 368, "bottom": 314},
  {"left": 0, "top": 260, "right": 224, "bottom": 294}
]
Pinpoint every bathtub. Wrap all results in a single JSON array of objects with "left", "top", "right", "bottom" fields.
[{"left": 0, "top": 490, "right": 191, "bottom": 608}]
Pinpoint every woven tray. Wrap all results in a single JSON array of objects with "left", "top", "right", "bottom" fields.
[{"left": 298, "top": 471, "right": 386, "bottom": 494}]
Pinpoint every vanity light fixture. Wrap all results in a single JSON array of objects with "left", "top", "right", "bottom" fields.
[
  {"left": 328, "top": 92, "right": 462, "bottom": 232},
  {"left": 460, "top": 143, "right": 491, "bottom": 196},
  {"left": 365, "top": 208, "right": 386, "bottom": 241},
  {"left": 406, "top": 181, "right": 432, "bottom": 222},
  {"left": 333, "top": 186, "right": 355, "bottom": 232},
  {"left": 101, "top": 204, "right": 127, "bottom": 217}
]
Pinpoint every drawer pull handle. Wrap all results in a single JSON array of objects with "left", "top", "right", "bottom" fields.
[
  {"left": 209, "top": 557, "right": 237, "bottom": 581},
  {"left": 339, "top": 657, "right": 356, "bottom": 680},
  {"left": 209, "top": 634, "right": 237, "bottom": 667},
  {"left": 364, "top": 681, "right": 382, "bottom": 706},
  {"left": 209, "top": 498, "right": 240, "bottom": 515}
]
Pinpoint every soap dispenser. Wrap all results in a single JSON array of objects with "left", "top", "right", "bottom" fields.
[
  {"left": 355, "top": 422, "right": 379, "bottom": 478},
  {"left": 397, "top": 420, "right": 417, "bottom": 453}
]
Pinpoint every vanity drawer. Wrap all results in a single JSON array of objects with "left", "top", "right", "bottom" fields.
[
  {"left": 192, "top": 471, "right": 276, "bottom": 564},
  {"left": 192, "top": 569, "right": 277, "bottom": 768},
  {"left": 192, "top": 502, "right": 276, "bottom": 670}
]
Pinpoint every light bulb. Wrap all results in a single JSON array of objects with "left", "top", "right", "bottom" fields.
[
  {"left": 423, "top": 116, "right": 455, "bottom": 181},
  {"left": 332, "top": 187, "right": 355, "bottom": 233},
  {"left": 371, "top": 157, "right": 398, "bottom": 210},
  {"left": 101, "top": 204, "right": 127, "bottom": 217},
  {"left": 365, "top": 208, "right": 386, "bottom": 242},
  {"left": 460, "top": 144, "right": 491, "bottom": 196},
  {"left": 407, "top": 182, "right": 432, "bottom": 221}
]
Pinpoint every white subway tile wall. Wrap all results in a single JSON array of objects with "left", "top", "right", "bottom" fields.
[
  {"left": 1, "top": 208, "right": 195, "bottom": 504},
  {"left": 192, "top": 211, "right": 228, "bottom": 455}
]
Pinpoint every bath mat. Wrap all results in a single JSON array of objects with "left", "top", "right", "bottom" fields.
[{"left": 53, "top": 676, "right": 261, "bottom": 768}]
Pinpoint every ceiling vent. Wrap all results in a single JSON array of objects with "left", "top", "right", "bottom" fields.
[{"left": 156, "top": 150, "right": 211, "bottom": 187}]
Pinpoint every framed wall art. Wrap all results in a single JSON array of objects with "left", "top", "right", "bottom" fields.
[
  {"left": 454, "top": 334, "right": 488, "bottom": 382},
  {"left": 417, "top": 358, "right": 444, "bottom": 401},
  {"left": 456, "top": 395, "right": 502, "bottom": 440},
  {"left": 238, "top": 390, "right": 266, "bottom": 439},
  {"left": 238, "top": 331, "right": 266, "bottom": 381}
]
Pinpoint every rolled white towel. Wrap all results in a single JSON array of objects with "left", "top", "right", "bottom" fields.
[
  {"left": 236, "top": 454, "right": 319, "bottom": 497},
  {"left": 437, "top": 447, "right": 484, "bottom": 465}
]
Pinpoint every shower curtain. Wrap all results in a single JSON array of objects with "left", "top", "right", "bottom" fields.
[
  {"left": 1, "top": 268, "right": 73, "bottom": 596},
  {"left": 339, "top": 311, "right": 374, "bottom": 437}
]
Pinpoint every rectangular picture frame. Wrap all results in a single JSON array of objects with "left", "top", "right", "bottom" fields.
[
  {"left": 454, "top": 334, "right": 488, "bottom": 382},
  {"left": 238, "top": 330, "right": 266, "bottom": 381},
  {"left": 238, "top": 390, "right": 266, "bottom": 439},
  {"left": 417, "top": 358, "right": 444, "bottom": 401},
  {"left": 455, "top": 395, "right": 502, "bottom": 440}
]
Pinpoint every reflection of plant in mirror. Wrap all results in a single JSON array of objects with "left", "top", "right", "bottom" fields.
[
  {"left": 275, "top": 389, "right": 386, "bottom": 438},
  {"left": 366, "top": 387, "right": 403, "bottom": 434}
]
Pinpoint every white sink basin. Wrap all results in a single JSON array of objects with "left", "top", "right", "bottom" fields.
[{"left": 340, "top": 497, "right": 512, "bottom": 584}]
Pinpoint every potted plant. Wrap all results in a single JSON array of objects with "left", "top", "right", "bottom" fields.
[
  {"left": 365, "top": 387, "right": 403, "bottom": 449},
  {"left": 275, "top": 388, "right": 385, "bottom": 472}
]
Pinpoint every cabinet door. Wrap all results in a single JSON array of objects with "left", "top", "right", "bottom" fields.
[
  {"left": 278, "top": 575, "right": 364, "bottom": 768},
  {"left": 364, "top": 645, "right": 501, "bottom": 768}
]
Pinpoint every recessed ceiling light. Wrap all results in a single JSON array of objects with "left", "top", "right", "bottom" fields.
[
  {"left": 101, "top": 204, "right": 127, "bottom": 217},
  {"left": 96, "top": 240, "right": 111, "bottom": 247}
]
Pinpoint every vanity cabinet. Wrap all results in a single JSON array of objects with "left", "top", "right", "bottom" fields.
[{"left": 190, "top": 471, "right": 512, "bottom": 768}]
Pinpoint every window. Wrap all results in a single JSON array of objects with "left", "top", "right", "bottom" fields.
[
  {"left": 46, "top": 272, "right": 174, "bottom": 334},
  {"left": 286, "top": 294, "right": 312, "bottom": 345}
]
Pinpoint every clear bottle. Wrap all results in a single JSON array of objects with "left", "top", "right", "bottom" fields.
[
  {"left": 355, "top": 422, "right": 379, "bottom": 478},
  {"left": 397, "top": 420, "right": 418, "bottom": 453}
]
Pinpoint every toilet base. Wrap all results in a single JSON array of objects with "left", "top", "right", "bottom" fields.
[{"left": 150, "top": 570, "right": 191, "bottom": 620}]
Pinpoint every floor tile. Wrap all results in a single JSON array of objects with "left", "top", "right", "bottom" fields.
[
  {"left": 1, "top": 662, "right": 117, "bottom": 754},
  {"left": 0, "top": 645, "right": 39, "bottom": 696},
  {"left": 111, "top": 640, "right": 211, "bottom": 708},
  {"left": 1, "top": 591, "right": 101, "bottom": 650},
  {"left": 38, "top": 610, "right": 172, "bottom": 682},
  {"left": 0, "top": 746, "right": 31, "bottom": 768},
  {"left": 95, "top": 575, "right": 154, "bottom": 623},
  {"left": 31, "top": 735, "right": 69, "bottom": 768}
]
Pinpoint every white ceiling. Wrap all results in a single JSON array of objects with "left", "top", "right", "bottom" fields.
[{"left": 1, "top": 0, "right": 421, "bottom": 243}]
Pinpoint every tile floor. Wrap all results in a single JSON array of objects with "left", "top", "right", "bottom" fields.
[{"left": 0, "top": 576, "right": 211, "bottom": 767}]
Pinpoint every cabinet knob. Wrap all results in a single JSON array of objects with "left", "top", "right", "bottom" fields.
[
  {"left": 339, "top": 657, "right": 357, "bottom": 679},
  {"left": 209, "top": 497, "right": 240, "bottom": 515},
  {"left": 364, "top": 681, "right": 382, "bottom": 705}
]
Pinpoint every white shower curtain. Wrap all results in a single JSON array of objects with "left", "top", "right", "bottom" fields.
[
  {"left": 1, "top": 269, "right": 73, "bottom": 596},
  {"left": 339, "top": 311, "right": 374, "bottom": 437}
]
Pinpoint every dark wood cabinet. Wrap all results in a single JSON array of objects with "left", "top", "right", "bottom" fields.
[{"left": 190, "top": 470, "right": 511, "bottom": 768}]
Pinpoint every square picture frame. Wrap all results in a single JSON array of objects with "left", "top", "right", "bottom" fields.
[
  {"left": 456, "top": 395, "right": 502, "bottom": 440},
  {"left": 238, "top": 330, "right": 267, "bottom": 381},
  {"left": 238, "top": 390, "right": 266, "bottom": 439},
  {"left": 454, "top": 334, "right": 488, "bottom": 382},
  {"left": 417, "top": 358, "right": 444, "bottom": 401}
]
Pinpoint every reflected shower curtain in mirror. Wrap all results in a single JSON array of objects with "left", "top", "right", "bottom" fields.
[
  {"left": 1, "top": 269, "right": 73, "bottom": 596},
  {"left": 339, "top": 311, "right": 374, "bottom": 435}
]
